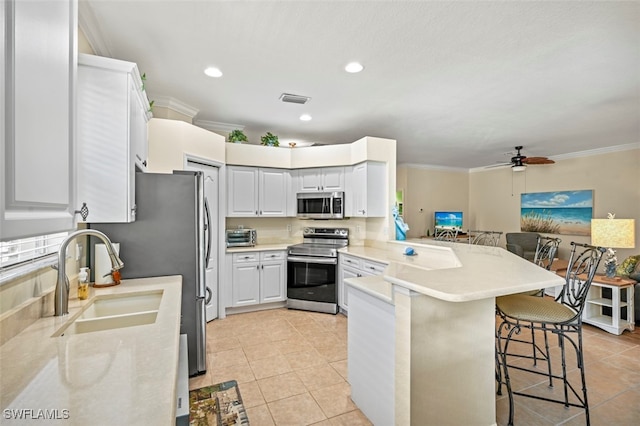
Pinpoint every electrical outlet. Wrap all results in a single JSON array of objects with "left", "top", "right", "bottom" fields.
[{"left": 286, "top": 224, "right": 292, "bottom": 232}]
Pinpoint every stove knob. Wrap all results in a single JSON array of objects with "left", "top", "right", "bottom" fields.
[{"left": 305, "top": 228, "right": 313, "bottom": 234}]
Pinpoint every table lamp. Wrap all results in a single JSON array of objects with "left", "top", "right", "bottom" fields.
[{"left": 590, "top": 214, "right": 636, "bottom": 279}]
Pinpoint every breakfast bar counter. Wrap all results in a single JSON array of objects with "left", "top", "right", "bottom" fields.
[{"left": 342, "top": 240, "right": 565, "bottom": 426}]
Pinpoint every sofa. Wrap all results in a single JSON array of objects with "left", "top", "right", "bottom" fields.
[{"left": 505, "top": 232, "right": 541, "bottom": 262}]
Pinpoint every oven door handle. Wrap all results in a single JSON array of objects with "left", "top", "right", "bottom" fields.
[{"left": 287, "top": 256, "right": 337, "bottom": 265}]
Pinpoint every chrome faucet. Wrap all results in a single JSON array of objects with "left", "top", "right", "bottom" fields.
[{"left": 54, "top": 229, "right": 124, "bottom": 316}]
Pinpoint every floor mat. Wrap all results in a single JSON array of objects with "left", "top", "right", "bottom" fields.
[{"left": 189, "top": 380, "right": 249, "bottom": 425}]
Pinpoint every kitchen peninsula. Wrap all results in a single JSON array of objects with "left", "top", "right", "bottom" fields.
[{"left": 342, "top": 240, "right": 565, "bottom": 425}]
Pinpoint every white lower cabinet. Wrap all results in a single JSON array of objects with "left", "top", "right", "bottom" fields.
[
  {"left": 338, "top": 253, "right": 387, "bottom": 312},
  {"left": 231, "top": 250, "right": 286, "bottom": 307}
]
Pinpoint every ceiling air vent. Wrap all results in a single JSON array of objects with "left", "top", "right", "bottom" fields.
[{"left": 279, "top": 93, "right": 311, "bottom": 104}]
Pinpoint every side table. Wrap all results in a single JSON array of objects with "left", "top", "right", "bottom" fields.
[{"left": 582, "top": 275, "right": 637, "bottom": 335}]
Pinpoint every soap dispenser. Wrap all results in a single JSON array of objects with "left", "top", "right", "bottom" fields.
[{"left": 78, "top": 267, "right": 89, "bottom": 300}]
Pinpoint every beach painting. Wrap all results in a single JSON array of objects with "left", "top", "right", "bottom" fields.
[{"left": 520, "top": 190, "right": 593, "bottom": 236}]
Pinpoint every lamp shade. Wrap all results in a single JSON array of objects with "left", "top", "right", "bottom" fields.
[{"left": 591, "top": 219, "right": 635, "bottom": 248}]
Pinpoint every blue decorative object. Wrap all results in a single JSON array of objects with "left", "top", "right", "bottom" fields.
[
  {"left": 605, "top": 262, "right": 617, "bottom": 278},
  {"left": 393, "top": 206, "right": 409, "bottom": 241},
  {"left": 404, "top": 247, "right": 415, "bottom": 256}
]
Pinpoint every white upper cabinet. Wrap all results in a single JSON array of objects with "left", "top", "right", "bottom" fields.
[
  {"left": 227, "top": 166, "right": 288, "bottom": 217},
  {"left": 258, "top": 168, "right": 288, "bottom": 217},
  {"left": 0, "top": 0, "right": 77, "bottom": 241},
  {"left": 76, "top": 53, "right": 151, "bottom": 223},
  {"left": 227, "top": 167, "right": 258, "bottom": 216},
  {"left": 297, "top": 167, "right": 345, "bottom": 193},
  {"left": 346, "top": 162, "right": 386, "bottom": 218}
]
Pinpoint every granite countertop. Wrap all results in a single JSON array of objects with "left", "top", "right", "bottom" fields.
[
  {"left": 340, "top": 240, "right": 565, "bottom": 303},
  {"left": 0, "top": 275, "right": 182, "bottom": 425}
]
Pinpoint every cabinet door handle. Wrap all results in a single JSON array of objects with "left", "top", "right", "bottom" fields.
[{"left": 74, "top": 202, "right": 89, "bottom": 221}]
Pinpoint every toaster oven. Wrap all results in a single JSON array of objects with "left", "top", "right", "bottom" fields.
[{"left": 226, "top": 228, "right": 257, "bottom": 247}]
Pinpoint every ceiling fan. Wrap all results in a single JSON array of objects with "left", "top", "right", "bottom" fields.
[{"left": 491, "top": 146, "right": 555, "bottom": 172}]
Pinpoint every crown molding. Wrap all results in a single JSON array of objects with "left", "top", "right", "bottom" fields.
[
  {"left": 150, "top": 95, "right": 199, "bottom": 119},
  {"left": 194, "top": 120, "right": 245, "bottom": 134},
  {"left": 78, "top": 0, "right": 112, "bottom": 57},
  {"left": 549, "top": 142, "right": 640, "bottom": 161}
]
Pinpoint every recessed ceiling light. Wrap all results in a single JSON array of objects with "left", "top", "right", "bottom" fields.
[
  {"left": 204, "top": 67, "right": 223, "bottom": 78},
  {"left": 300, "top": 114, "right": 312, "bottom": 121},
  {"left": 345, "top": 62, "right": 364, "bottom": 73}
]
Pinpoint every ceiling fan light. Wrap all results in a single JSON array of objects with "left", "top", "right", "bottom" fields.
[{"left": 512, "top": 165, "right": 527, "bottom": 172}]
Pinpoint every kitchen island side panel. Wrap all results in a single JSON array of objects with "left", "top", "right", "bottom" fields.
[
  {"left": 396, "top": 288, "right": 496, "bottom": 425},
  {"left": 347, "top": 285, "right": 395, "bottom": 426}
]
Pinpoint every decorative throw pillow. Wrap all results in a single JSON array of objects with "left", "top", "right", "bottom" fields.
[{"left": 616, "top": 255, "right": 640, "bottom": 277}]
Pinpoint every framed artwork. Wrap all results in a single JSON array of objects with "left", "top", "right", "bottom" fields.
[{"left": 520, "top": 190, "right": 593, "bottom": 236}]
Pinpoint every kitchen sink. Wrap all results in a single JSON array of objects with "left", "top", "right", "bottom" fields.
[
  {"left": 54, "top": 290, "right": 163, "bottom": 337},
  {"left": 79, "top": 291, "right": 163, "bottom": 319}
]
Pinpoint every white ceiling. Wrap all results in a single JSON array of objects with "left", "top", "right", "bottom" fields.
[{"left": 80, "top": 0, "right": 640, "bottom": 169}]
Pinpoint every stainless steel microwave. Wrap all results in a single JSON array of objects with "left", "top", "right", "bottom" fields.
[
  {"left": 225, "top": 228, "right": 257, "bottom": 247},
  {"left": 296, "top": 192, "right": 344, "bottom": 219}
]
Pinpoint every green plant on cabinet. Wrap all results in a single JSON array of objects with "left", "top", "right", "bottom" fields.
[
  {"left": 260, "top": 132, "right": 279, "bottom": 147},
  {"left": 228, "top": 129, "right": 248, "bottom": 143}
]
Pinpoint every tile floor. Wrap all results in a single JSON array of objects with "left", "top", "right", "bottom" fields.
[{"left": 189, "top": 307, "right": 640, "bottom": 425}]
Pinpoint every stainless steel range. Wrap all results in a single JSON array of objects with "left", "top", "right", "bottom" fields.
[{"left": 286, "top": 227, "right": 349, "bottom": 314}]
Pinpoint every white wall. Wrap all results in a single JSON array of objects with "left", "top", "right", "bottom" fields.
[
  {"left": 469, "top": 147, "right": 640, "bottom": 261},
  {"left": 397, "top": 166, "right": 469, "bottom": 238},
  {"left": 147, "top": 118, "right": 225, "bottom": 172},
  {"left": 400, "top": 147, "right": 640, "bottom": 264}
]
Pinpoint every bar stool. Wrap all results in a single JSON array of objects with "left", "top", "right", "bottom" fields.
[
  {"left": 434, "top": 227, "right": 459, "bottom": 242},
  {"left": 495, "top": 242, "right": 605, "bottom": 426},
  {"left": 495, "top": 236, "right": 561, "bottom": 395},
  {"left": 468, "top": 229, "right": 503, "bottom": 246}
]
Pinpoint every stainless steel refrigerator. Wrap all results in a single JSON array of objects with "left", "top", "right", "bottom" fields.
[{"left": 89, "top": 171, "right": 209, "bottom": 376}]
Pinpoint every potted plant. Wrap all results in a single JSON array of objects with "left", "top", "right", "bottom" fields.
[
  {"left": 260, "top": 132, "right": 279, "bottom": 147},
  {"left": 227, "top": 129, "right": 248, "bottom": 144}
]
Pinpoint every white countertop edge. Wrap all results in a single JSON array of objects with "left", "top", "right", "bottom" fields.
[
  {"left": 345, "top": 275, "right": 394, "bottom": 305},
  {"left": 226, "top": 243, "right": 291, "bottom": 253},
  {"left": 384, "top": 274, "right": 564, "bottom": 302},
  {"left": 340, "top": 241, "right": 566, "bottom": 303}
]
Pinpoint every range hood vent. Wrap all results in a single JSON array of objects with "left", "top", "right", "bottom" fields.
[{"left": 279, "top": 93, "right": 311, "bottom": 104}]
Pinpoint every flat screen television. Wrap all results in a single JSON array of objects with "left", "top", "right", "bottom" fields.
[{"left": 434, "top": 211, "right": 463, "bottom": 230}]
